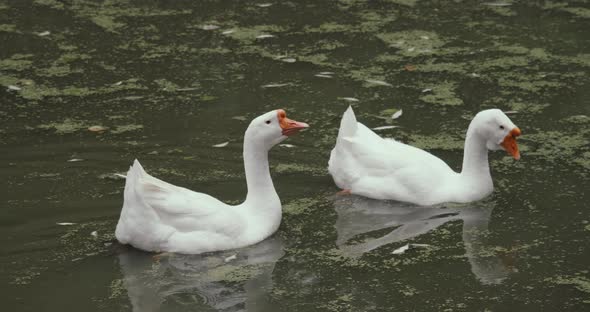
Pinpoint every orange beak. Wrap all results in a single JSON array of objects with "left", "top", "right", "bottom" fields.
[
  {"left": 500, "top": 127, "right": 521, "bottom": 160},
  {"left": 278, "top": 109, "right": 309, "bottom": 136}
]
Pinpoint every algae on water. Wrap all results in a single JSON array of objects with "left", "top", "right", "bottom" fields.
[
  {"left": 419, "top": 81, "right": 464, "bottom": 106},
  {"left": 38, "top": 119, "right": 86, "bottom": 134}
]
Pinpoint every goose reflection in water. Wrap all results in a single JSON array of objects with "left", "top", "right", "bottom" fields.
[
  {"left": 116, "top": 236, "right": 284, "bottom": 312},
  {"left": 332, "top": 195, "right": 511, "bottom": 285}
]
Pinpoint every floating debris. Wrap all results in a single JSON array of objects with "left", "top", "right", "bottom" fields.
[
  {"left": 339, "top": 97, "right": 359, "bottom": 102},
  {"left": 392, "top": 243, "right": 431, "bottom": 255},
  {"left": 56, "top": 222, "right": 76, "bottom": 226},
  {"left": 88, "top": 125, "right": 108, "bottom": 132},
  {"left": 213, "top": 141, "right": 229, "bottom": 148},
  {"left": 7, "top": 85, "right": 21, "bottom": 91},
  {"left": 504, "top": 110, "right": 519, "bottom": 114},
  {"left": 112, "top": 81, "right": 123, "bottom": 86},
  {"left": 365, "top": 79, "right": 392, "bottom": 87},
  {"left": 224, "top": 254, "right": 238, "bottom": 262},
  {"left": 319, "top": 71, "right": 335, "bottom": 75},
  {"left": 231, "top": 116, "right": 248, "bottom": 121},
  {"left": 315, "top": 74, "right": 333, "bottom": 78},
  {"left": 90, "top": 231, "right": 98, "bottom": 237},
  {"left": 261, "top": 83, "right": 291, "bottom": 88},
  {"left": 404, "top": 64, "right": 417, "bottom": 71},
  {"left": 256, "top": 34, "right": 275, "bottom": 39},
  {"left": 98, "top": 173, "right": 126, "bottom": 181},
  {"left": 391, "top": 109, "right": 403, "bottom": 120},
  {"left": 372, "top": 125, "right": 399, "bottom": 131},
  {"left": 221, "top": 29, "right": 235, "bottom": 35},
  {"left": 420, "top": 35, "right": 430, "bottom": 40},
  {"left": 113, "top": 173, "right": 127, "bottom": 179},
  {"left": 37, "top": 31, "right": 51, "bottom": 36},
  {"left": 201, "top": 24, "right": 220, "bottom": 30},
  {"left": 67, "top": 158, "right": 84, "bottom": 162},
  {"left": 281, "top": 58, "right": 297, "bottom": 63},
  {"left": 256, "top": 3, "right": 273, "bottom": 7},
  {"left": 470, "top": 72, "right": 481, "bottom": 77},
  {"left": 123, "top": 95, "right": 144, "bottom": 101},
  {"left": 421, "top": 88, "right": 432, "bottom": 93},
  {"left": 279, "top": 144, "right": 295, "bottom": 148}
]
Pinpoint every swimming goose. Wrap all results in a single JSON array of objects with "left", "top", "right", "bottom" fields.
[
  {"left": 115, "top": 109, "right": 309, "bottom": 254},
  {"left": 328, "top": 106, "right": 520, "bottom": 206}
]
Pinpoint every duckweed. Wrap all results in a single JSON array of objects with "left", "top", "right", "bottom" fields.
[
  {"left": 0, "top": 54, "right": 34, "bottom": 71},
  {"left": 376, "top": 30, "right": 446, "bottom": 57},
  {"left": 419, "top": 81, "right": 464, "bottom": 106}
]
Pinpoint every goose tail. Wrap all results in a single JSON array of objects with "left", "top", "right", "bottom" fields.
[
  {"left": 337, "top": 106, "right": 358, "bottom": 141},
  {"left": 115, "top": 159, "right": 148, "bottom": 245}
]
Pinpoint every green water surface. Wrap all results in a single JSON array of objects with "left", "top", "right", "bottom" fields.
[{"left": 1, "top": 0, "right": 589, "bottom": 311}]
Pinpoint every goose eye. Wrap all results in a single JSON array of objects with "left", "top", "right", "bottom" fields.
[
  {"left": 265, "top": 120, "right": 271, "bottom": 124},
  {"left": 499, "top": 125, "right": 505, "bottom": 130}
]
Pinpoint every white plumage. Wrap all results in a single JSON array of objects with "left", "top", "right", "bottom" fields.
[
  {"left": 328, "top": 106, "right": 521, "bottom": 206},
  {"left": 115, "top": 109, "right": 308, "bottom": 254}
]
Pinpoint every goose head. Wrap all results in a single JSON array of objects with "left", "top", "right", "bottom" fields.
[
  {"left": 245, "top": 109, "right": 309, "bottom": 149},
  {"left": 473, "top": 109, "right": 521, "bottom": 160}
]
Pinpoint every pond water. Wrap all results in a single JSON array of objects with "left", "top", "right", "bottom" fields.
[{"left": 1, "top": 0, "right": 589, "bottom": 311}]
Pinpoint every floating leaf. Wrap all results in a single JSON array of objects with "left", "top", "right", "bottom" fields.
[
  {"left": 392, "top": 244, "right": 410, "bottom": 255},
  {"left": 372, "top": 125, "right": 399, "bottom": 131},
  {"left": 365, "top": 79, "right": 392, "bottom": 87},
  {"left": 213, "top": 141, "right": 229, "bottom": 148},
  {"left": 201, "top": 24, "right": 220, "bottom": 30},
  {"left": 404, "top": 64, "right": 417, "bottom": 71},
  {"left": 339, "top": 97, "right": 359, "bottom": 102},
  {"left": 261, "top": 83, "right": 290, "bottom": 88},
  {"left": 231, "top": 115, "right": 248, "bottom": 121},
  {"left": 98, "top": 173, "right": 126, "bottom": 181},
  {"left": 392, "top": 243, "right": 430, "bottom": 255},
  {"left": 88, "top": 125, "right": 108, "bottom": 132},
  {"left": 391, "top": 109, "right": 403, "bottom": 120},
  {"left": 176, "top": 87, "right": 199, "bottom": 92},
  {"left": 56, "top": 222, "right": 76, "bottom": 226},
  {"left": 224, "top": 254, "right": 237, "bottom": 262},
  {"left": 123, "top": 96, "right": 144, "bottom": 101}
]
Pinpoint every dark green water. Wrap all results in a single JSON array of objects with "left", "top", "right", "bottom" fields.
[{"left": 1, "top": 0, "right": 589, "bottom": 311}]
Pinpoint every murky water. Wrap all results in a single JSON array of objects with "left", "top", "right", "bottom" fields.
[{"left": 1, "top": 0, "right": 589, "bottom": 310}]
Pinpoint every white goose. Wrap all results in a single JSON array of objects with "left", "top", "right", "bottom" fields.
[
  {"left": 115, "top": 109, "right": 309, "bottom": 254},
  {"left": 328, "top": 106, "right": 521, "bottom": 206}
]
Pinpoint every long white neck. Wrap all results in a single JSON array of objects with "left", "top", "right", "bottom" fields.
[
  {"left": 241, "top": 136, "right": 282, "bottom": 238},
  {"left": 243, "top": 139, "right": 277, "bottom": 203},
  {"left": 460, "top": 123, "right": 492, "bottom": 183}
]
